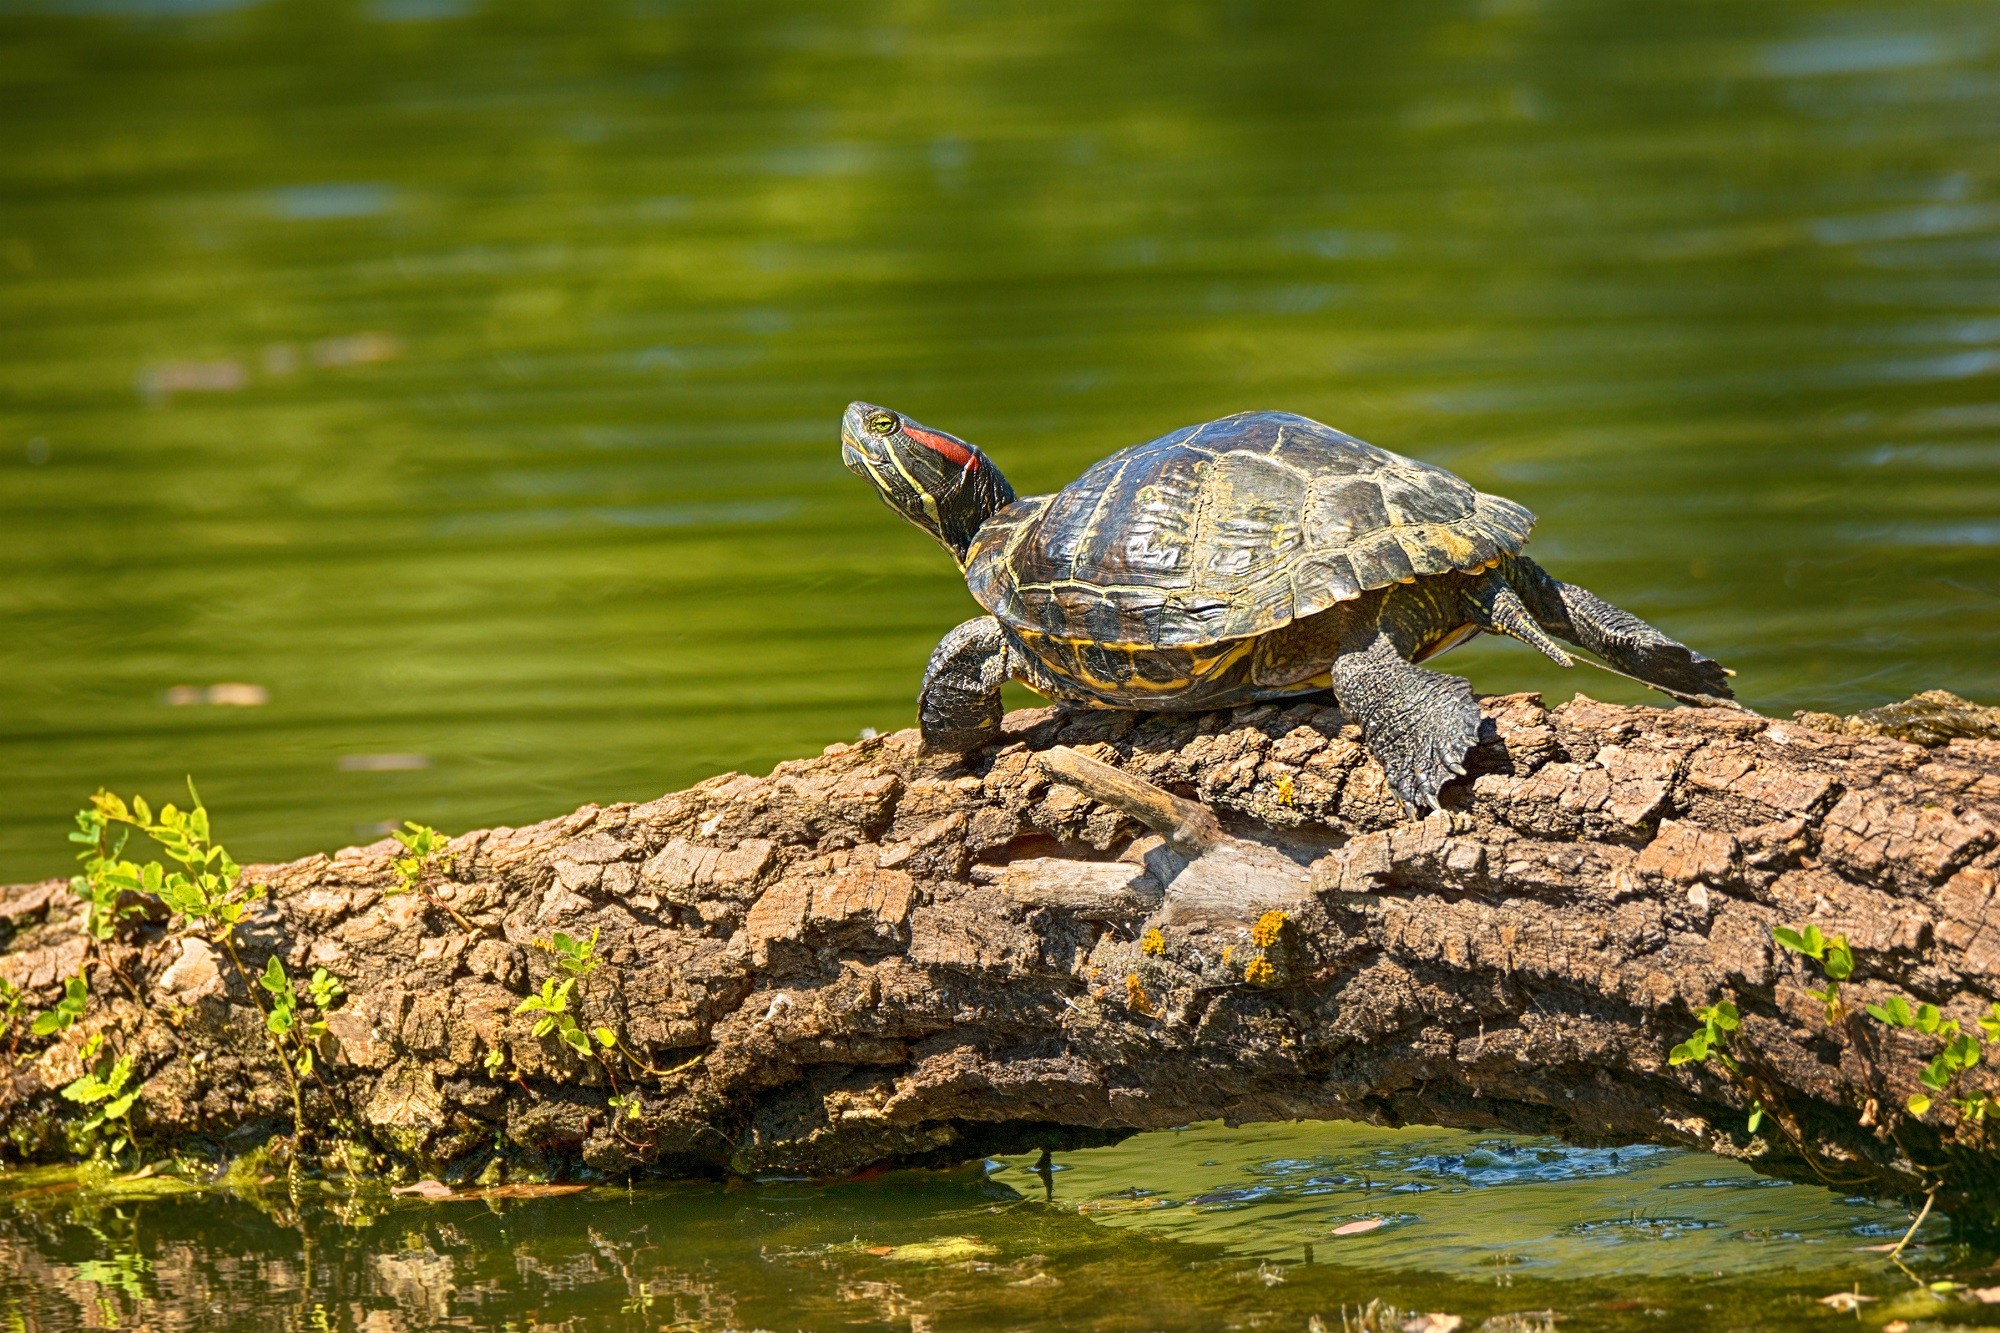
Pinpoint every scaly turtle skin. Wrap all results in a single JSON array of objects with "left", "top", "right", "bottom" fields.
[{"left": 841, "top": 402, "right": 1732, "bottom": 809}]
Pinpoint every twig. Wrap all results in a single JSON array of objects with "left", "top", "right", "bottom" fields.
[
  {"left": 215, "top": 934, "right": 307, "bottom": 1141},
  {"left": 1888, "top": 1185, "right": 1936, "bottom": 1260},
  {"left": 1036, "top": 746, "right": 1223, "bottom": 856}
]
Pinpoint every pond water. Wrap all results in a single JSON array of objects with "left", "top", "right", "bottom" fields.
[
  {"left": 3, "top": 0, "right": 2000, "bottom": 1326},
  {"left": 0, "top": 1122, "right": 1990, "bottom": 1331}
]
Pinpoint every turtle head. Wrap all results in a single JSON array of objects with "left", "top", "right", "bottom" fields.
[{"left": 841, "top": 402, "right": 1016, "bottom": 566}]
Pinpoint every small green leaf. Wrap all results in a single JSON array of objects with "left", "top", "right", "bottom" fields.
[
  {"left": 594, "top": 1026, "right": 616, "bottom": 1049},
  {"left": 1747, "top": 1102, "right": 1764, "bottom": 1134},
  {"left": 1906, "top": 1092, "right": 1932, "bottom": 1117}
]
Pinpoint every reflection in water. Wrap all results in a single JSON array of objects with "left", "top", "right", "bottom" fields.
[
  {"left": 1, "top": 1124, "right": 1987, "bottom": 1332},
  {"left": 1001, "top": 1122, "right": 1936, "bottom": 1280}
]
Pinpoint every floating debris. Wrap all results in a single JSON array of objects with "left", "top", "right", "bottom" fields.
[
  {"left": 337, "top": 753, "right": 431, "bottom": 772},
  {"left": 312, "top": 331, "right": 401, "bottom": 366},
  {"left": 163, "top": 683, "right": 269, "bottom": 707},
  {"left": 138, "top": 359, "right": 248, "bottom": 402}
]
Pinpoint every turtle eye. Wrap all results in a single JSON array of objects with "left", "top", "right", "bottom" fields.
[{"left": 866, "top": 411, "right": 899, "bottom": 437}]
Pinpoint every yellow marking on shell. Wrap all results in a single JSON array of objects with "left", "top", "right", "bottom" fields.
[{"left": 1016, "top": 630, "right": 1252, "bottom": 696}]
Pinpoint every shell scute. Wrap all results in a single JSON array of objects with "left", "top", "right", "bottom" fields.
[{"left": 966, "top": 410, "right": 1534, "bottom": 649}]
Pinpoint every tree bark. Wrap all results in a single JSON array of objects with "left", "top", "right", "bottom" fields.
[{"left": 3, "top": 692, "right": 1998, "bottom": 1229}]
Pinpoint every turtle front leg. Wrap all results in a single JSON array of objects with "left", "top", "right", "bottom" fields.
[
  {"left": 918, "top": 616, "right": 1012, "bottom": 751},
  {"left": 1331, "top": 630, "right": 1482, "bottom": 812},
  {"left": 1500, "top": 554, "right": 1732, "bottom": 700}
]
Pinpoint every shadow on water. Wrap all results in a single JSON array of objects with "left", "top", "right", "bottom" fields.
[{"left": 4, "top": 1122, "right": 1997, "bottom": 1331}]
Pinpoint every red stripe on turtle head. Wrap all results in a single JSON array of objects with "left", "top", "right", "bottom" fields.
[{"left": 903, "top": 425, "right": 977, "bottom": 469}]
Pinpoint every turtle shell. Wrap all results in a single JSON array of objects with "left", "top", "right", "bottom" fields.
[{"left": 965, "top": 411, "right": 1535, "bottom": 649}]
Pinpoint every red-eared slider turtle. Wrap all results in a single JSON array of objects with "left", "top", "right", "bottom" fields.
[{"left": 841, "top": 403, "right": 1731, "bottom": 809}]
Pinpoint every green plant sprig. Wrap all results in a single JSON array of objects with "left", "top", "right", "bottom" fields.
[
  {"left": 385, "top": 822, "right": 477, "bottom": 933},
  {"left": 260, "top": 958, "right": 346, "bottom": 1077},
  {"left": 1865, "top": 993, "right": 1996, "bottom": 1120},
  {"left": 66, "top": 812, "right": 147, "bottom": 943},
  {"left": 0, "top": 977, "right": 24, "bottom": 1057},
  {"left": 1773, "top": 924, "right": 1853, "bottom": 1023},
  {"left": 515, "top": 976, "right": 595, "bottom": 1060},
  {"left": 514, "top": 927, "right": 655, "bottom": 1083},
  {"left": 604, "top": 1091, "right": 656, "bottom": 1151},
  {"left": 1776, "top": 921, "right": 1997, "bottom": 1128},
  {"left": 1670, "top": 1001, "right": 1741, "bottom": 1074},
  {"left": 79, "top": 787, "right": 267, "bottom": 945},
  {"left": 70, "top": 784, "right": 313, "bottom": 1137},
  {"left": 32, "top": 974, "right": 89, "bottom": 1040},
  {"left": 1668, "top": 1000, "right": 1766, "bottom": 1133},
  {"left": 61, "top": 1031, "right": 140, "bottom": 1160},
  {"left": 538, "top": 926, "right": 599, "bottom": 979}
]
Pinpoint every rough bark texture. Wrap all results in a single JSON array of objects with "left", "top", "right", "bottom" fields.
[{"left": 3, "top": 692, "right": 1999, "bottom": 1229}]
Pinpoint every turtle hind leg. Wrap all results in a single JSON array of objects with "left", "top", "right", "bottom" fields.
[
  {"left": 919, "top": 616, "right": 1012, "bottom": 751},
  {"left": 1501, "top": 554, "right": 1733, "bottom": 700},
  {"left": 1331, "top": 630, "right": 1483, "bottom": 812}
]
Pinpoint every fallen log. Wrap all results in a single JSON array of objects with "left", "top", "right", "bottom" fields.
[{"left": 2, "top": 691, "right": 1998, "bottom": 1231}]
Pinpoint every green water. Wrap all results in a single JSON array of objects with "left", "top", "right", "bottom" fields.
[{"left": 5, "top": 0, "right": 2000, "bottom": 1325}]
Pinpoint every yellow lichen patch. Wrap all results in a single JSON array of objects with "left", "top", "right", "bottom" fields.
[
  {"left": 1244, "top": 959, "right": 1276, "bottom": 986},
  {"left": 1140, "top": 928, "right": 1166, "bottom": 957},
  {"left": 1124, "top": 973, "right": 1155, "bottom": 1016},
  {"left": 1272, "top": 773, "right": 1296, "bottom": 805},
  {"left": 1251, "top": 910, "right": 1290, "bottom": 949}
]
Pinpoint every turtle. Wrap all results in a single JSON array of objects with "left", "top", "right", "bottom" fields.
[{"left": 840, "top": 402, "right": 1732, "bottom": 809}]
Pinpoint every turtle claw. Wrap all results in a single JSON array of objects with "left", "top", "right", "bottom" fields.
[
  {"left": 1332, "top": 632, "right": 1483, "bottom": 816},
  {"left": 919, "top": 617, "right": 1012, "bottom": 752},
  {"left": 1500, "top": 556, "right": 1736, "bottom": 702}
]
